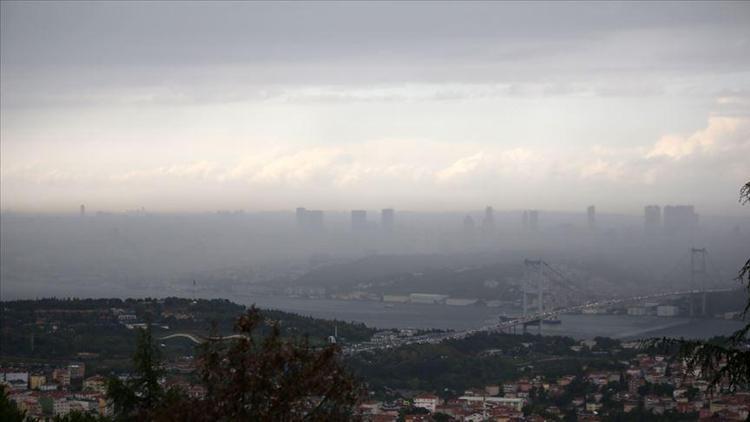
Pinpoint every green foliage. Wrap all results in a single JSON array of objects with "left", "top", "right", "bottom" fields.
[
  {"left": 0, "top": 389, "right": 26, "bottom": 422},
  {"left": 637, "top": 381, "right": 674, "bottom": 397},
  {"left": 350, "top": 332, "right": 598, "bottom": 394},
  {"left": 106, "top": 306, "right": 362, "bottom": 421},
  {"left": 52, "top": 411, "right": 109, "bottom": 422},
  {"left": 2, "top": 297, "right": 375, "bottom": 366},
  {"left": 107, "top": 324, "right": 185, "bottom": 421}
]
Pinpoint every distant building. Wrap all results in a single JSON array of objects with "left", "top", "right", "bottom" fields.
[
  {"left": 656, "top": 305, "right": 679, "bottom": 317},
  {"left": 409, "top": 293, "right": 448, "bottom": 304},
  {"left": 83, "top": 375, "right": 107, "bottom": 393},
  {"left": 644, "top": 205, "right": 661, "bottom": 234},
  {"left": 663, "top": 205, "right": 698, "bottom": 234},
  {"left": 351, "top": 210, "right": 367, "bottom": 231},
  {"left": 1, "top": 372, "right": 29, "bottom": 391},
  {"left": 68, "top": 363, "right": 85, "bottom": 379},
  {"left": 52, "top": 368, "right": 70, "bottom": 386},
  {"left": 627, "top": 306, "right": 648, "bottom": 316},
  {"left": 414, "top": 394, "right": 440, "bottom": 412},
  {"left": 295, "top": 207, "right": 307, "bottom": 227},
  {"left": 482, "top": 206, "right": 495, "bottom": 229},
  {"left": 458, "top": 396, "right": 525, "bottom": 412},
  {"left": 79, "top": 204, "right": 86, "bottom": 217},
  {"left": 29, "top": 374, "right": 46, "bottom": 390},
  {"left": 523, "top": 210, "right": 539, "bottom": 231},
  {"left": 587, "top": 205, "right": 596, "bottom": 231},
  {"left": 295, "top": 207, "right": 324, "bottom": 231},
  {"left": 381, "top": 208, "right": 395, "bottom": 232}
]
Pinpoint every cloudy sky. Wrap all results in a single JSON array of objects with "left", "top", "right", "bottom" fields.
[{"left": 1, "top": 1, "right": 749, "bottom": 215}]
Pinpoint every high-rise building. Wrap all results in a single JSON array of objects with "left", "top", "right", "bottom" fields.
[
  {"left": 663, "top": 205, "right": 698, "bottom": 234},
  {"left": 644, "top": 205, "right": 661, "bottom": 234},
  {"left": 482, "top": 206, "right": 495, "bottom": 229},
  {"left": 587, "top": 205, "right": 596, "bottom": 231},
  {"left": 79, "top": 204, "right": 86, "bottom": 217},
  {"left": 295, "top": 207, "right": 324, "bottom": 231},
  {"left": 528, "top": 210, "right": 539, "bottom": 231},
  {"left": 296, "top": 207, "right": 307, "bottom": 227},
  {"left": 351, "top": 210, "right": 367, "bottom": 231},
  {"left": 381, "top": 208, "right": 395, "bottom": 232},
  {"left": 523, "top": 210, "right": 539, "bottom": 231}
]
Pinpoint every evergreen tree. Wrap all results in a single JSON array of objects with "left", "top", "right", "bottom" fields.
[{"left": 0, "top": 388, "right": 26, "bottom": 422}]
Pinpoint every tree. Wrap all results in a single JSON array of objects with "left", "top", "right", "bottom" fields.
[
  {"left": 161, "top": 306, "right": 363, "bottom": 421},
  {"left": 107, "top": 324, "right": 171, "bottom": 421},
  {"left": 652, "top": 181, "right": 750, "bottom": 390},
  {"left": 53, "top": 411, "right": 109, "bottom": 422},
  {"left": 0, "top": 388, "right": 26, "bottom": 422}
]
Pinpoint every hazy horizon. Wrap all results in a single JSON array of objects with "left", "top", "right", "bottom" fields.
[{"left": 2, "top": 1, "right": 749, "bottom": 215}]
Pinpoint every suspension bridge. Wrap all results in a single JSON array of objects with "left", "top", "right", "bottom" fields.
[{"left": 159, "top": 247, "right": 741, "bottom": 353}]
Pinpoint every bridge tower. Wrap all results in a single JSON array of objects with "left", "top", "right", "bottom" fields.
[
  {"left": 522, "top": 259, "right": 544, "bottom": 334},
  {"left": 690, "top": 248, "right": 708, "bottom": 317}
]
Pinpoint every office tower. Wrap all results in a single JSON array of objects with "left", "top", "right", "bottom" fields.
[
  {"left": 482, "top": 206, "right": 495, "bottom": 229},
  {"left": 644, "top": 205, "right": 661, "bottom": 234},
  {"left": 296, "top": 207, "right": 307, "bottom": 228},
  {"left": 587, "top": 205, "right": 596, "bottom": 230},
  {"left": 79, "top": 204, "right": 86, "bottom": 217},
  {"left": 381, "top": 208, "right": 395, "bottom": 232},
  {"left": 523, "top": 210, "right": 539, "bottom": 231},
  {"left": 296, "top": 207, "right": 324, "bottom": 231},
  {"left": 663, "top": 205, "right": 698, "bottom": 234},
  {"left": 522, "top": 210, "right": 529, "bottom": 231},
  {"left": 351, "top": 210, "right": 367, "bottom": 231}
]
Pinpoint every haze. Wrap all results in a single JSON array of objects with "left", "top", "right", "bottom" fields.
[{"left": 1, "top": 1, "right": 749, "bottom": 215}]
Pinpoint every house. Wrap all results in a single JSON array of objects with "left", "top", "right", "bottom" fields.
[
  {"left": 83, "top": 375, "right": 107, "bottom": 393},
  {"left": 413, "top": 393, "right": 440, "bottom": 413}
]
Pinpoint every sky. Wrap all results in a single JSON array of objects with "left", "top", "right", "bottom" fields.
[{"left": 1, "top": 1, "right": 749, "bottom": 215}]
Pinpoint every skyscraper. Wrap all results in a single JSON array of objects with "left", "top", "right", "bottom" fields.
[
  {"left": 381, "top": 208, "right": 395, "bottom": 232},
  {"left": 79, "top": 204, "right": 86, "bottom": 217},
  {"left": 528, "top": 210, "right": 539, "bottom": 231},
  {"left": 296, "top": 207, "right": 307, "bottom": 228},
  {"left": 587, "top": 205, "right": 596, "bottom": 231},
  {"left": 663, "top": 205, "right": 698, "bottom": 234},
  {"left": 523, "top": 210, "right": 539, "bottom": 231},
  {"left": 295, "top": 207, "right": 324, "bottom": 231},
  {"left": 482, "top": 206, "right": 495, "bottom": 229},
  {"left": 351, "top": 210, "right": 367, "bottom": 231},
  {"left": 644, "top": 205, "right": 661, "bottom": 234}
]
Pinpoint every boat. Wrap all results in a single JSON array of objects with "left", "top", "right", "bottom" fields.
[{"left": 542, "top": 317, "right": 562, "bottom": 325}]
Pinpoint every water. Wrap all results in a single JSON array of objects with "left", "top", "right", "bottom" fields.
[
  {"left": 235, "top": 294, "right": 746, "bottom": 340},
  {"left": 5, "top": 279, "right": 744, "bottom": 340}
]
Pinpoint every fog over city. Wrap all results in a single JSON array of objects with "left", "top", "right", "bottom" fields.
[
  {"left": 2, "top": 3, "right": 750, "bottom": 420},
  {"left": 1, "top": 1, "right": 749, "bottom": 334}
]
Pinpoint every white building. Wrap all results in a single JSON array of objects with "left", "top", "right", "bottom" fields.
[
  {"left": 657, "top": 305, "right": 679, "bottom": 317},
  {"left": 413, "top": 394, "right": 440, "bottom": 412},
  {"left": 54, "top": 398, "right": 71, "bottom": 416},
  {"left": 458, "top": 395, "right": 526, "bottom": 411},
  {"left": 627, "top": 306, "right": 648, "bottom": 316},
  {"left": 409, "top": 293, "right": 448, "bottom": 304},
  {"left": 1, "top": 372, "right": 29, "bottom": 391}
]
